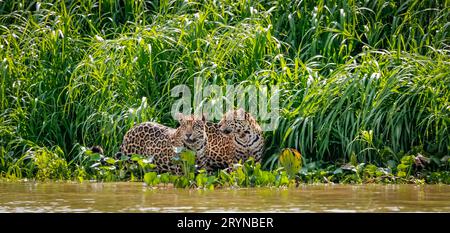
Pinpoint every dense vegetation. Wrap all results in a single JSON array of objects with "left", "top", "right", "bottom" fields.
[{"left": 1, "top": 0, "right": 449, "bottom": 185}]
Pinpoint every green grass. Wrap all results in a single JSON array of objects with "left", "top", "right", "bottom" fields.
[{"left": 0, "top": 0, "right": 449, "bottom": 183}]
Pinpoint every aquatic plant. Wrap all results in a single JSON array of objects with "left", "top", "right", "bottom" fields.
[
  {"left": 33, "top": 146, "right": 70, "bottom": 181},
  {"left": 278, "top": 148, "right": 302, "bottom": 178}
]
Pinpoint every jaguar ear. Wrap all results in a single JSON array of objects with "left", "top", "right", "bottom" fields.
[
  {"left": 201, "top": 113, "right": 207, "bottom": 122},
  {"left": 175, "top": 112, "right": 185, "bottom": 122},
  {"left": 236, "top": 108, "right": 246, "bottom": 120},
  {"left": 244, "top": 112, "right": 250, "bottom": 120},
  {"left": 193, "top": 113, "right": 207, "bottom": 122}
]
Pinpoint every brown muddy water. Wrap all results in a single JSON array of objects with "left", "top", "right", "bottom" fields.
[{"left": 0, "top": 182, "right": 449, "bottom": 212}]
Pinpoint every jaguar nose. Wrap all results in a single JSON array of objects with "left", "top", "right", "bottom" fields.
[
  {"left": 221, "top": 127, "right": 232, "bottom": 134},
  {"left": 185, "top": 133, "right": 192, "bottom": 139}
]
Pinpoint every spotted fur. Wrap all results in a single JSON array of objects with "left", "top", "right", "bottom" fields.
[
  {"left": 118, "top": 114, "right": 204, "bottom": 174},
  {"left": 218, "top": 109, "right": 264, "bottom": 163},
  {"left": 181, "top": 116, "right": 235, "bottom": 172},
  {"left": 119, "top": 109, "right": 264, "bottom": 174}
]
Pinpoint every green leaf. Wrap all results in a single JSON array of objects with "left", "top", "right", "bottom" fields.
[
  {"left": 84, "top": 149, "right": 93, "bottom": 156},
  {"left": 400, "top": 155, "right": 414, "bottom": 166},
  {"left": 397, "top": 163, "right": 409, "bottom": 171},
  {"left": 175, "top": 176, "right": 189, "bottom": 188},
  {"left": 397, "top": 171, "right": 407, "bottom": 177},
  {"left": 120, "top": 155, "right": 130, "bottom": 161},
  {"left": 180, "top": 150, "right": 196, "bottom": 165},
  {"left": 279, "top": 148, "right": 302, "bottom": 178},
  {"left": 160, "top": 173, "right": 170, "bottom": 184},
  {"left": 131, "top": 154, "right": 143, "bottom": 161},
  {"left": 333, "top": 168, "right": 343, "bottom": 175},
  {"left": 386, "top": 160, "right": 397, "bottom": 169},
  {"left": 361, "top": 130, "right": 373, "bottom": 144},
  {"left": 144, "top": 172, "right": 157, "bottom": 185},
  {"left": 169, "top": 175, "right": 179, "bottom": 183},
  {"left": 100, "top": 165, "right": 115, "bottom": 171},
  {"left": 90, "top": 153, "right": 102, "bottom": 162},
  {"left": 196, "top": 173, "right": 206, "bottom": 187},
  {"left": 104, "top": 157, "right": 116, "bottom": 165}
]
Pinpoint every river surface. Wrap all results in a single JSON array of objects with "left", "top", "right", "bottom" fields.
[{"left": 0, "top": 182, "right": 449, "bottom": 212}]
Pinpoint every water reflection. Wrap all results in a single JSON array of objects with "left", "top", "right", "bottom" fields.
[{"left": 0, "top": 182, "right": 449, "bottom": 212}]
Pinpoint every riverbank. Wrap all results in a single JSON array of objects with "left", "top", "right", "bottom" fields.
[
  {"left": 1, "top": 1, "right": 449, "bottom": 187},
  {"left": 1, "top": 149, "right": 449, "bottom": 187}
]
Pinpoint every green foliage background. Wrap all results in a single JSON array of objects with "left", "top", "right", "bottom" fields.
[{"left": 0, "top": 0, "right": 449, "bottom": 180}]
